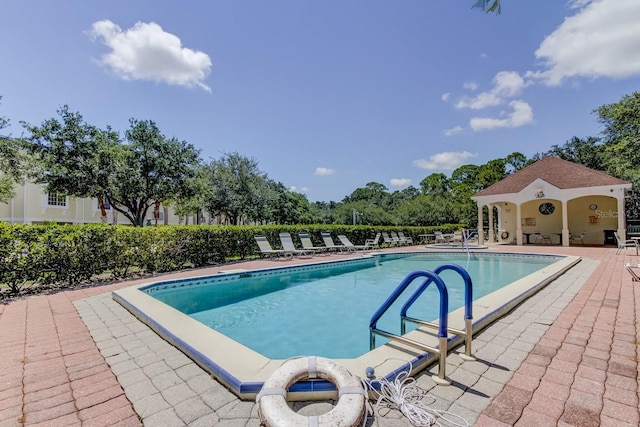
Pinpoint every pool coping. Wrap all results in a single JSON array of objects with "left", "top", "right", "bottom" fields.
[{"left": 112, "top": 251, "right": 580, "bottom": 400}]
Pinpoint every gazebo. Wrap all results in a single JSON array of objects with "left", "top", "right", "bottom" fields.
[{"left": 471, "top": 156, "right": 632, "bottom": 246}]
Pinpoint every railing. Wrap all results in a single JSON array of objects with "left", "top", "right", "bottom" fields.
[
  {"left": 369, "top": 269, "right": 449, "bottom": 383},
  {"left": 369, "top": 264, "right": 474, "bottom": 385},
  {"left": 400, "top": 264, "right": 475, "bottom": 361}
]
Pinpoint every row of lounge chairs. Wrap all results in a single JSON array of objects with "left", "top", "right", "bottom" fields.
[{"left": 254, "top": 231, "right": 415, "bottom": 259}]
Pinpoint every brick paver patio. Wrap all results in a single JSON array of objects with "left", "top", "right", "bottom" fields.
[{"left": 1, "top": 244, "right": 638, "bottom": 426}]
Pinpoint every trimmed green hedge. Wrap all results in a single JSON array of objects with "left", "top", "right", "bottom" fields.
[{"left": 0, "top": 222, "right": 461, "bottom": 295}]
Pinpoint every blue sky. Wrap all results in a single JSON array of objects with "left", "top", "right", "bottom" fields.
[{"left": 2, "top": 0, "right": 640, "bottom": 202}]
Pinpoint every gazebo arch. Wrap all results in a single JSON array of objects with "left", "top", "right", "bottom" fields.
[{"left": 471, "top": 157, "right": 632, "bottom": 246}]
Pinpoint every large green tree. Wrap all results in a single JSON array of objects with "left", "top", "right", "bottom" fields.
[
  {"left": 23, "top": 108, "right": 201, "bottom": 226},
  {"left": 0, "top": 97, "right": 29, "bottom": 203},
  {"left": 546, "top": 136, "right": 605, "bottom": 171},
  {"left": 203, "top": 152, "right": 269, "bottom": 225},
  {"left": 596, "top": 92, "right": 640, "bottom": 219}
]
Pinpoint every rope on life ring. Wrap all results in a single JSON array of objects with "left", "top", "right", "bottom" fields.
[
  {"left": 501, "top": 231, "right": 509, "bottom": 240},
  {"left": 256, "top": 356, "right": 366, "bottom": 427}
]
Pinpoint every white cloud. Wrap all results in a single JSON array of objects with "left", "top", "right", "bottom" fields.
[
  {"left": 456, "top": 71, "right": 527, "bottom": 110},
  {"left": 390, "top": 178, "right": 412, "bottom": 187},
  {"left": 314, "top": 167, "right": 334, "bottom": 176},
  {"left": 463, "top": 82, "right": 478, "bottom": 91},
  {"left": 529, "top": 0, "right": 640, "bottom": 86},
  {"left": 443, "top": 126, "right": 463, "bottom": 136},
  {"left": 89, "top": 20, "right": 212, "bottom": 92},
  {"left": 289, "top": 186, "right": 309, "bottom": 193},
  {"left": 441, "top": 92, "right": 450, "bottom": 102},
  {"left": 469, "top": 100, "right": 534, "bottom": 131},
  {"left": 413, "top": 151, "right": 478, "bottom": 170}
]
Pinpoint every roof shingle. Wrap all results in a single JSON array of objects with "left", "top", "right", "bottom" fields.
[{"left": 473, "top": 156, "right": 629, "bottom": 197}]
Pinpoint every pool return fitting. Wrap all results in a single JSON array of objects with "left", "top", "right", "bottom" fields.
[{"left": 369, "top": 264, "right": 475, "bottom": 385}]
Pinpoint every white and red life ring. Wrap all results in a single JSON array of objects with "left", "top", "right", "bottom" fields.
[{"left": 256, "top": 356, "right": 366, "bottom": 427}]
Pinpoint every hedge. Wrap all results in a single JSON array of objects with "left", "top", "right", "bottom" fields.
[{"left": 0, "top": 222, "right": 461, "bottom": 295}]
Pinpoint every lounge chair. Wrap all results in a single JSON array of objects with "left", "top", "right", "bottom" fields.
[
  {"left": 321, "top": 232, "right": 347, "bottom": 252},
  {"left": 625, "top": 263, "right": 640, "bottom": 282},
  {"left": 390, "top": 231, "right": 406, "bottom": 246},
  {"left": 279, "top": 232, "right": 314, "bottom": 258},
  {"left": 614, "top": 232, "right": 638, "bottom": 254},
  {"left": 365, "top": 233, "right": 381, "bottom": 249},
  {"left": 434, "top": 231, "right": 448, "bottom": 244},
  {"left": 452, "top": 231, "right": 464, "bottom": 244},
  {"left": 299, "top": 232, "right": 330, "bottom": 255},
  {"left": 337, "top": 235, "right": 366, "bottom": 252},
  {"left": 397, "top": 231, "right": 413, "bottom": 245},
  {"left": 381, "top": 232, "right": 397, "bottom": 247},
  {"left": 254, "top": 236, "right": 289, "bottom": 259}
]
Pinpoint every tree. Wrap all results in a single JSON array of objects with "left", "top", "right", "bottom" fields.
[
  {"left": 269, "top": 185, "right": 315, "bottom": 225},
  {"left": 419, "top": 173, "right": 451, "bottom": 197},
  {"left": 23, "top": 105, "right": 119, "bottom": 222},
  {"left": 473, "top": 0, "right": 501, "bottom": 15},
  {"left": 546, "top": 136, "right": 605, "bottom": 171},
  {"left": 596, "top": 92, "right": 640, "bottom": 182},
  {"left": 203, "top": 152, "right": 267, "bottom": 225},
  {"left": 24, "top": 108, "right": 201, "bottom": 226},
  {"left": 595, "top": 92, "right": 640, "bottom": 219},
  {"left": 504, "top": 152, "right": 528, "bottom": 174},
  {"left": 0, "top": 97, "right": 28, "bottom": 203},
  {"left": 343, "top": 182, "right": 390, "bottom": 207}
]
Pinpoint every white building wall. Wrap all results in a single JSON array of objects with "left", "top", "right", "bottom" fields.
[{"left": 0, "top": 181, "right": 181, "bottom": 225}]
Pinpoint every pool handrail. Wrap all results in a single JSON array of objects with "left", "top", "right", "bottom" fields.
[
  {"left": 399, "top": 263, "right": 475, "bottom": 361},
  {"left": 369, "top": 269, "right": 450, "bottom": 384}
]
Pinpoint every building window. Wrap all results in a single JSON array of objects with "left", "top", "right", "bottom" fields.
[{"left": 47, "top": 193, "right": 67, "bottom": 207}]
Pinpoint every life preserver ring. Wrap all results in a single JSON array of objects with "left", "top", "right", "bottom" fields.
[
  {"left": 256, "top": 356, "right": 366, "bottom": 427},
  {"left": 501, "top": 231, "right": 509, "bottom": 240}
]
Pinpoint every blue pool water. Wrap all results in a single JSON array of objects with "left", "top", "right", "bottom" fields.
[{"left": 145, "top": 253, "right": 559, "bottom": 359}]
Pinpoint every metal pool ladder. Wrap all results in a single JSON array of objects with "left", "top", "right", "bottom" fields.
[{"left": 369, "top": 264, "right": 475, "bottom": 385}]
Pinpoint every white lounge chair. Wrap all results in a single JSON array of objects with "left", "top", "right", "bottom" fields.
[
  {"left": 254, "top": 236, "right": 289, "bottom": 259},
  {"left": 381, "top": 232, "right": 397, "bottom": 247},
  {"left": 365, "top": 233, "right": 381, "bottom": 249},
  {"left": 321, "top": 232, "right": 346, "bottom": 252},
  {"left": 390, "top": 231, "right": 405, "bottom": 246},
  {"left": 279, "top": 232, "right": 314, "bottom": 258},
  {"left": 434, "top": 231, "right": 447, "bottom": 244},
  {"left": 397, "top": 231, "right": 413, "bottom": 245},
  {"left": 337, "top": 235, "right": 365, "bottom": 252},
  {"left": 299, "top": 232, "right": 330, "bottom": 255}
]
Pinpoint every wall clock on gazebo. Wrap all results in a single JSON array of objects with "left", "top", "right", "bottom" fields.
[{"left": 539, "top": 202, "right": 555, "bottom": 215}]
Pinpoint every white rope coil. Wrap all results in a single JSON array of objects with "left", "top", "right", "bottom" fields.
[{"left": 361, "top": 361, "right": 469, "bottom": 427}]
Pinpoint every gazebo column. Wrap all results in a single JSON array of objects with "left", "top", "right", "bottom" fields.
[
  {"left": 477, "top": 204, "right": 484, "bottom": 245},
  {"left": 561, "top": 200, "right": 569, "bottom": 246},
  {"left": 617, "top": 194, "right": 627, "bottom": 238},
  {"left": 488, "top": 205, "right": 495, "bottom": 243},
  {"left": 516, "top": 203, "right": 523, "bottom": 245}
]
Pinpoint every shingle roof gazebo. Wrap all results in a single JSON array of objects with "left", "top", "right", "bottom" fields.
[{"left": 471, "top": 156, "right": 632, "bottom": 246}]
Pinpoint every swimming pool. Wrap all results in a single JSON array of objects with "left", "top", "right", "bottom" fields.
[
  {"left": 113, "top": 251, "right": 579, "bottom": 400},
  {"left": 145, "top": 253, "right": 557, "bottom": 359}
]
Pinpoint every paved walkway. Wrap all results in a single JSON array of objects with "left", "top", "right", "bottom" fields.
[{"left": 0, "top": 245, "right": 638, "bottom": 426}]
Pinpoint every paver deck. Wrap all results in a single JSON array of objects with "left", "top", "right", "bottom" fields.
[{"left": 1, "top": 244, "right": 638, "bottom": 426}]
